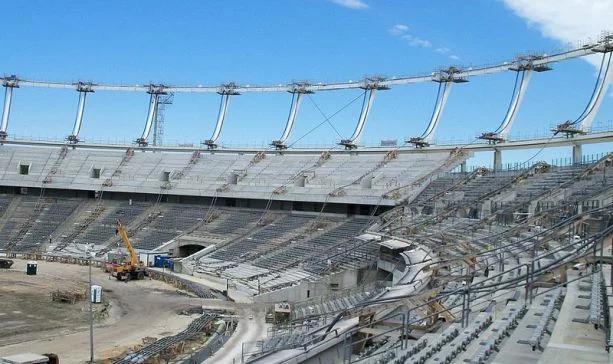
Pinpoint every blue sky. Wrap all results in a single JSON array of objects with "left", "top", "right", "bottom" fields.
[{"left": 0, "top": 0, "right": 611, "bottom": 165}]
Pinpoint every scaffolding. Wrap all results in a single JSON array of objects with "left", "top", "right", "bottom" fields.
[{"left": 152, "top": 93, "right": 174, "bottom": 146}]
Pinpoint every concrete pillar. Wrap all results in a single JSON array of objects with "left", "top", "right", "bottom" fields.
[
  {"left": 294, "top": 175, "right": 306, "bottom": 187},
  {"left": 360, "top": 174, "right": 373, "bottom": 189},
  {"left": 572, "top": 144, "right": 582, "bottom": 165},
  {"left": 493, "top": 149, "right": 502, "bottom": 171},
  {"left": 227, "top": 172, "right": 239, "bottom": 185}
]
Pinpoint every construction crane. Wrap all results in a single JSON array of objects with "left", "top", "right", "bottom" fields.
[{"left": 110, "top": 219, "right": 147, "bottom": 281}]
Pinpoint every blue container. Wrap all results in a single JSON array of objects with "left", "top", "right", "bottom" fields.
[
  {"left": 154, "top": 255, "right": 174, "bottom": 270},
  {"left": 161, "top": 258, "right": 174, "bottom": 270},
  {"left": 154, "top": 255, "right": 164, "bottom": 268}
]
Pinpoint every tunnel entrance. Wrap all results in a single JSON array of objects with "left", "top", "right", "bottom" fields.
[{"left": 177, "top": 244, "right": 205, "bottom": 258}]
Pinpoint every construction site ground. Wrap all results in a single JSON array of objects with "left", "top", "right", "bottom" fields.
[{"left": 0, "top": 259, "right": 229, "bottom": 363}]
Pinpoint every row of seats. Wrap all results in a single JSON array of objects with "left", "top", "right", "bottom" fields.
[
  {"left": 130, "top": 205, "right": 208, "bottom": 250},
  {"left": 0, "top": 145, "right": 461, "bottom": 204},
  {"left": 466, "top": 305, "right": 527, "bottom": 363},
  {"left": 209, "top": 214, "right": 313, "bottom": 263},
  {"left": 256, "top": 219, "right": 367, "bottom": 274},
  {"left": 293, "top": 288, "right": 384, "bottom": 320}
]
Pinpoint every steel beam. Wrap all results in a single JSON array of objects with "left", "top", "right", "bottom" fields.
[
  {"left": 2, "top": 41, "right": 607, "bottom": 94},
  {"left": 580, "top": 52, "right": 612, "bottom": 132},
  {"left": 67, "top": 82, "right": 95, "bottom": 144},
  {"left": 136, "top": 85, "right": 167, "bottom": 147},
  {"left": 272, "top": 85, "right": 311, "bottom": 150},
  {"left": 499, "top": 70, "right": 532, "bottom": 140},
  {"left": 0, "top": 76, "right": 18, "bottom": 140},
  {"left": 479, "top": 68, "right": 534, "bottom": 144},
  {"left": 1, "top": 129, "right": 611, "bottom": 154},
  {"left": 339, "top": 79, "right": 388, "bottom": 149},
  {"left": 408, "top": 80, "right": 454, "bottom": 148},
  {"left": 203, "top": 84, "right": 240, "bottom": 149}
]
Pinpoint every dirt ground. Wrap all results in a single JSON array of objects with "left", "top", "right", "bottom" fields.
[{"left": 0, "top": 259, "right": 224, "bottom": 363}]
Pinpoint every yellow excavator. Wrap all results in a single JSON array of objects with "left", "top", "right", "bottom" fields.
[{"left": 110, "top": 219, "right": 147, "bottom": 281}]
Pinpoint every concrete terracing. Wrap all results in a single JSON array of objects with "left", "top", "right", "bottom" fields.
[{"left": 0, "top": 143, "right": 463, "bottom": 206}]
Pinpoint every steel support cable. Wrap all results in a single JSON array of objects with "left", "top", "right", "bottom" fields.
[
  {"left": 288, "top": 91, "right": 365, "bottom": 148},
  {"left": 273, "top": 141, "right": 413, "bottom": 276},
  {"left": 209, "top": 96, "right": 356, "bottom": 229},
  {"left": 306, "top": 93, "right": 344, "bottom": 139},
  {"left": 245, "top": 95, "right": 365, "bottom": 238},
  {"left": 571, "top": 51, "right": 611, "bottom": 125}
]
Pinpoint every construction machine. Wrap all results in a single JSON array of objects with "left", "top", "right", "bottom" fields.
[
  {"left": 110, "top": 219, "right": 147, "bottom": 281},
  {"left": 0, "top": 258, "right": 14, "bottom": 269}
]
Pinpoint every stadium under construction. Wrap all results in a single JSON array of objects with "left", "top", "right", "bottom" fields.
[{"left": 0, "top": 34, "right": 612, "bottom": 364}]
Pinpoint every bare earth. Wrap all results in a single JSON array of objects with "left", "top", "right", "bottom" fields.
[{"left": 0, "top": 259, "right": 215, "bottom": 363}]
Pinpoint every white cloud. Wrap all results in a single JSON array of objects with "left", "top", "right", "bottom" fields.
[
  {"left": 389, "top": 24, "right": 409, "bottom": 36},
  {"left": 449, "top": 54, "right": 460, "bottom": 60},
  {"left": 502, "top": 0, "right": 613, "bottom": 67},
  {"left": 388, "top": 23, "right": 432, "bottom": 48},
  {"left": 400, "top": 34, "right": 432, "bottom": 48},
  {"left": 329, "top": 0, "right": 368, "bottom": 10},
  {"left": 436, "top": 47, "right": 450, "bottom": 54}
]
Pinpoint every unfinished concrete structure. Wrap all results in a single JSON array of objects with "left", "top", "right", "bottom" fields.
[{"left": 0, "top": 36, "right": 612, "bottom": 364}]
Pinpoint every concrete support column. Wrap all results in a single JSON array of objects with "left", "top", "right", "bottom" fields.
[
  {"left": 493, "top": 149, "right": 502, "bottom": 171},
  {"left": 572, "top": 144, "right": 582, "bottom": 165}
]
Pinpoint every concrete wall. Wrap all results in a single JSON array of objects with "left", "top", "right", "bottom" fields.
[{"left": 254, "top": 269, "right": 362, "bottom": 304}]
